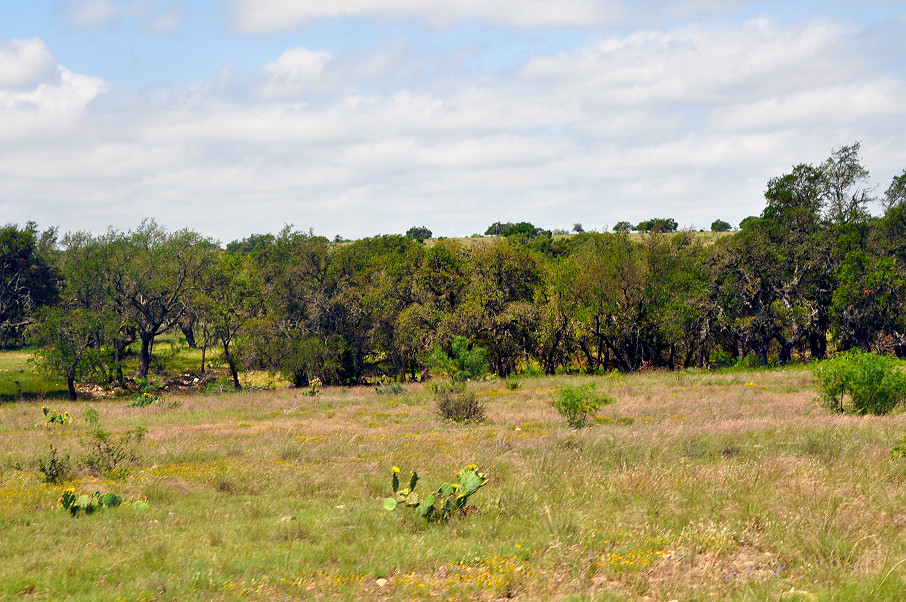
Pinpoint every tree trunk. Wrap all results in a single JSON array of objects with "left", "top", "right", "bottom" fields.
[
  {"left": 227, "top": 356, "right": 241, "bottom": 389},
  {"left": 139, "top": 333, "right": 153, "bottom": 378},
  {"left": 755, "top": 343, "right": 769, "bottom": 367},
  {"left": 67, "top": 374, "right": 77, "bottom": 401},
  {"left": 181, "top": 323, "right": 197, "bottom": 349}
]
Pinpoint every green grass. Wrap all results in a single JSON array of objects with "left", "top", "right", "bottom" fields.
[
  {"left": 2, "top": 367, "right": 906, "bottom": 600},
  {"left": 0, "top": 350, "right": 69, "bottom": 401}
]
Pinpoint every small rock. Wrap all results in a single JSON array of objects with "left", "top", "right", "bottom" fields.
[
  {"left": 376, "top": 578, "right": 387, "bottom": 588},
  {"left": 278, "top": 515, "right": 296, "bottom": 523}
]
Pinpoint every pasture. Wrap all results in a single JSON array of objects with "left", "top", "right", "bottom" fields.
[{"left": 1, "top": 365, "right": 905, "bottom": 600}]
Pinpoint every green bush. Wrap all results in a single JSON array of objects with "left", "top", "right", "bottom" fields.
[
  {"left": 813, "top": 350, "right": 906, "bottom": 415},
  {"left": 551, "top": 382, "right": 614, "bottom": 428},
  {"left": 426, "top": 337, "right": 488, "bottom": 382},
  {"left": 375, "top": 382, "right": 405, "bottom": 395}
]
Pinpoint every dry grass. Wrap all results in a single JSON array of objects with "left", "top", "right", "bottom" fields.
[{"left": 1, "top": 367, "right": 906, "bottom": 600}]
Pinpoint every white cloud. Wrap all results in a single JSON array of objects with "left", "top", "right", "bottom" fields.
[
  {"left": 0, "top": 65, "right": 108, "bottom": 142},
  {"left": 0, "top": 38, "right": 58, "bottom": 89},
  {"left": 229, "top": 0, "right": 619, "bottom": 33},
  {"left": 5, "top": 10, "right": 906, "bottom": 240},
  {"left": 257, "top": 47, "right": 334, "bottom": 98},
  {"left": 65, "top": 0, "right": 184, "bottom": 32}
]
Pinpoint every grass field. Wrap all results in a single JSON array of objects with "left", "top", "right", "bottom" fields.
[{"left": 2, "top": 366, "right": 906, "bottom": 600}]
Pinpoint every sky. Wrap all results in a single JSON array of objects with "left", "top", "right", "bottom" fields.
[{"left": 2, "top": 1, "right": 906, "bottom": 243}]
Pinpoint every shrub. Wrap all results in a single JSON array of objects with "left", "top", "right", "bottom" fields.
[
  {"left": 434, "top": 381, "right": 485, "bottom": 423},
  {"left": 81, "top": 411, "right": 146, "bottom": 474},
  {"left": 504, "top": 376, "right": 520, "bottom": 390},
  {"left": 551, "top": 382, "right": 614, "bottom": 428},
  {"left": 375, "top": 382, "right": 405, "bottom": 395},
  {"left": 813, "top": 350, "right": 906, "bottom": 415},
  {"left": 38, "top": 445, "right": 71, "bottom": 484}
]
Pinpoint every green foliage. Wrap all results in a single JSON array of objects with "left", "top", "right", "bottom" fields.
[
  {"left": 635, "top": 218, "right": 678, "bottom": 232},
  {"left": 613, "top": 221, "right": 633, "bottom": 232},
  {"left": 551, "top": 382, "right": 614, "bottom": 428},
  {"left": 81, "top": 412, "right": 147, "bottom": 474},
  {"left": 383, "top": 465, "right": 488, "bottom": 522},
  {"left": 813, "top": 350, "right": 906, "bottom": 415},
  {"left": 710, "top": 219, "right": 732, "bottom": 232},
  {"left": 129, "top": 377, "right": 163, "bottom": 406},
  {"left": 0, "top": 223, "right": 60, "bottom": 348},
  {"left": 375, "top": 382, "right": 405, "bottom": 395},
  {"left": 504, "top": 376, "right": 520, "bottom": 390},
  {"left": 405, "top": 226, "right": 432, "bottom": 242},
  {"left": 434, "top": 380, "right": 485, "bottom": 423},
  {"left": 484, "top": 221, "right": 548, "bottom": 238},
  {"left": 42, "top": 406, "right": 73, "bottom": 427},
  {"left": 38, "top": 445, "right": 71, "bottom": 484},
  {"left": 205, "top": 377, "right": 238, "bottom": 394},
  {"left": 59, "top": 488, "right": 122, "bottom": 516},
  {"left": 885, "top": 169, "right": 906, "bottom": 208},
  {"left": 30, "top": 306, "right": 116, "bottom": 400},
  {"left": 426, "top": 336, "right": 488, "bottom": 382}
]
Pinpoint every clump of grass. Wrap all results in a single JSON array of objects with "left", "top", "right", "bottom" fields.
[{"left": 434, "top": 381, "right": 485, "bottom": 423}]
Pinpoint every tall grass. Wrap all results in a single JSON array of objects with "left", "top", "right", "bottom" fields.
[{"left": 1, "top": 367, "right": 905, "bottom": 600}]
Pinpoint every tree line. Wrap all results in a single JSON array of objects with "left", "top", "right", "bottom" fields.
[{"left": 3, "top": 142, "right": 906, "bottom": 399}]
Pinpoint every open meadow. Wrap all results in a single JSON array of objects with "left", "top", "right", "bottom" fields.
[{"left": 2, "top": 366, "right": 906, "bottom": 601}]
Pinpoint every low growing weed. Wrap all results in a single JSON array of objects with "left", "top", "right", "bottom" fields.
[
  {"left": 38, "top": 445, "right": 71, "bottom": 484},
  {"left": 81, "top": 410, "right": 146, "bottom": 474}
]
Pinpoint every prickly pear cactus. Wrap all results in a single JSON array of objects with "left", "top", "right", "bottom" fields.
[
  {"left": 456, "top": 466, "right": 487, "bottom": 498},
  {"left": 59, "top": 489, "right": 125, "bottom": 516},
  {"left": 383, "top": 465, "right": 488, "bottom": 522}
]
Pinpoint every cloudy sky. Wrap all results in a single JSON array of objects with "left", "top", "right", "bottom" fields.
[{"left": 2, "top": 1, "right": 906, "bottom": 242}]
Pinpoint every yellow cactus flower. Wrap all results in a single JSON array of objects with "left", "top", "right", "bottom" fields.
[{"left": 392, "top": 466, "right": 400, "bottom": 473}]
